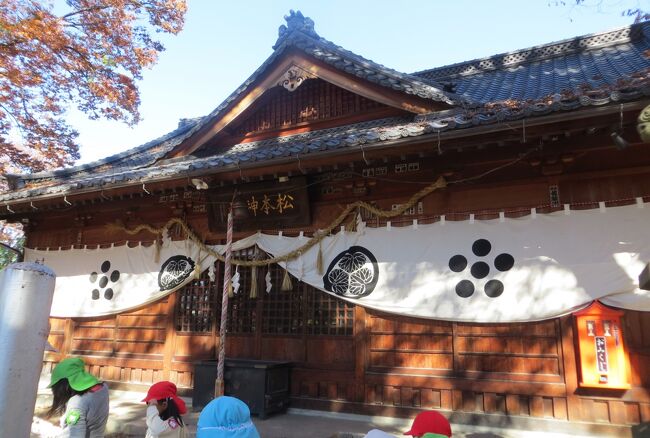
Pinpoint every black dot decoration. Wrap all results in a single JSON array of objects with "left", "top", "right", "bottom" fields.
[
  {"left": 484, "top": 280, "right": 504, "bottom": 298},
  {"left": 456, "top": 280, "right": 475, "bottom": 298},
  {"left": 449, "top": 238, "right": 515, "bottom": 298},
  {"left": 472, "top": 239, "right": 491, "bottom": 257},
  {"left": 88, "top": 261, "right": 121, "bottom": 301},
  {"left": 448, "top": 255, "right": 468, "bottom": 272},
  {"left": 470, "top": 262, "right": 489, "bottom": 279},
  {"left": 494, "top": 253, "right": 515, "bottom": 272}
]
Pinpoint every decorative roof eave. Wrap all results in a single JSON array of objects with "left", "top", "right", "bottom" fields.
[
  {"left": 1, "top": 90, "right": 647, "bottom": 208},
  {"left": 414, "top": 21, "right": 646, "bottom": 81},
  {"left": 2, "top": 117, "right": 203, "bottom": 190}
]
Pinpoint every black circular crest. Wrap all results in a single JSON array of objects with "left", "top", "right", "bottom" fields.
[
  {"left": 470, "top": 262, "right": 490, "bottom": 279},
  {"left": 494, "top": 253, "right": 515, "bottom": 271},
  {"left": 472, "top": 239, "right": 491, "bottom": 256},
  {"left": 323, "top": 246, "right": 378, "bottom": 298},
  {"left": 448, "top": 255, "right": 468, "bottom": 272},
  {"left": 158, "top": 255, "right": 195, "bottom": 291},
  {"left": 455, "top": 280, "right": 475, "bottom": 298},
  {"left": 484, "top": 279, "right": 504, "bottom": 298}
]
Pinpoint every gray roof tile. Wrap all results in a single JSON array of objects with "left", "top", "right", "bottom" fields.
[
  {"left": 2, "top": 16, "right": 650, "bottom": 204},
  {"left": 414, "top": 22, "right": 650, "bottom": 103}
]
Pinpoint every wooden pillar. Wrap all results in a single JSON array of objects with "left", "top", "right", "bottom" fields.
[
  {"left": 451, "top": 322, "right": 460, "bottom": 375},
  {"left": 162, "top": 293, "right": 178, "bottom": 381},
  {"left": 62, "top": 318, "right": 75, "bottom": 357},
  {"left": 559, "top": 315, "right": 581, "bottom": 421},
  {"left": 354, "top": 305, "right": 367, "bottom": 403}
]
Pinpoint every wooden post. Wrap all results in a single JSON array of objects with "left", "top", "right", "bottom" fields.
[
  {"left": 162, "top": 292, "right": 178, "bottom": 381},
  {"left": 215, "top": 209, "right": 233, "bottom": 397},
  {"left": 353, "top": 305, "right": 367, "bottom": 403}
]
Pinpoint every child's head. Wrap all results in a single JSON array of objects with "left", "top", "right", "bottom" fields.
[
  {"left": 143, "top": 381, "right": 187, "bottom": 424},
  {"left": 47, "top": 357, "right": 100, "bottom": 418},
  {"left": 152, "top": 397, "right": 185, "bottom": 425},
  {"left": 197, "top": 396, "right": 260, "bottom": 438}
]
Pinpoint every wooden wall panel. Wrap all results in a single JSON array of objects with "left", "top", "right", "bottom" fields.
[
  {"left": 231, "top": 78, "right": 390, "bottom": 137},
  {"left": 225, "top": 335, "right": 256, "bottom": 359},
  {"left": 32, "top": 156, "right": 650, "bottom": 431},
  {"left": 305, "top": 338, "right": 354, "bottom": 369},
  {"left": 259, "top": 337, "right": 305, "bottom": 362},
  {"left": 173, "top": 333, "right": 215, "bottom": 359}
]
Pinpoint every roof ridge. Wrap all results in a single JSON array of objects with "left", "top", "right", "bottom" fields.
[
  {"left": 413, "top": 21, "right": 648, "bottom": 81},
  {"left": 269, "top": 11, "right": 470, "bottom": 106}
]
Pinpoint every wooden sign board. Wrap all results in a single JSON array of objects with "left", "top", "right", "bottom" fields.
[
  {"left": 573, "top": 301, "right": 630, "bottom": 389},
  {"left": 207, "top": 176, "right": 311, "bottom": 232}
]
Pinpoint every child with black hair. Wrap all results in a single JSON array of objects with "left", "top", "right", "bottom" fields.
[
  {"left": 47, "top": 357, "right": 109, "bottom": 437},
  {"left": 142, "top": 381, "right": 187, "bottom": 438}
]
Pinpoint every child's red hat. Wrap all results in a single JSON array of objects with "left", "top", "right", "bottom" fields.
[
  {"left": 142, "top": 381, "right": 187, "bottom": 415},
  {"left": 403, "top": 410, "right": 451, "bottom": 437}
]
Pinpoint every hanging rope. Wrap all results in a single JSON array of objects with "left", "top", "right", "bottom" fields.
[{"left": 107, "top": 176, "right": 447, "bottom": 267}]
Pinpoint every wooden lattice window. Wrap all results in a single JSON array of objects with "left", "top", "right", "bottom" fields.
[
  {"left": 226, "top": 248, "right": 257, "bottom": 334},
  {"left": 175, "top": 248, "right": 354, "bottom": 337},
  {"left": 306, "top": 286, "right": 354, "bottom": 336},
  {"left": 175, "top": 266, "right": 221, "bottom": 332},
  {"left": 262, "top": 264, "right": 303, "bottom": 335}
]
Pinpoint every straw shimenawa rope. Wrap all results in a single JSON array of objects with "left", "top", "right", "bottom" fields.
[{"left": 107, "top": 176, "right": 446, "bottom": 267}]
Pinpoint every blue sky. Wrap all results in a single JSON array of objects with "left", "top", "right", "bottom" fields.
[{"left": 70, "top": 0, "right": 644, "bottom": 164}]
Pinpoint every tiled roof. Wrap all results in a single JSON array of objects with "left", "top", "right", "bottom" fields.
[
  {"left": 5, "top": 117, "right": 203, "bottom": 189},
  {"left": 1, "top": 14, "right": 649, "bottom": 204},
  {"left": 1, "top": 69, "right": 648, "bottom": 203},
  {"left": 3, "top": 11, "right": 464, "bottom": 192},
  {"left": 414, "top": 21, "right": 650, "bottom": 103}
]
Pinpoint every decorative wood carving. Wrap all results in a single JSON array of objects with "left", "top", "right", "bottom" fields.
[{"left": 278, "top": 65, "right": 316, "bottom": 92}]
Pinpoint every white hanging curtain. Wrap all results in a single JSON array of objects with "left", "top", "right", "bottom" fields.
[
  {"left": 25, "top": 202, "right": 650, "bottom": 321},
  {"left": 24, "top": 240, "right": 216, "bottom": 318},
  {"left": 250, "top": 202, "right": 650, "bottom": 322}
]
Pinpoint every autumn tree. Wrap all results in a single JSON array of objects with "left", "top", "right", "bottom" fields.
[{"left": 0, "top": 0, "right": 187, "bottom": 174}]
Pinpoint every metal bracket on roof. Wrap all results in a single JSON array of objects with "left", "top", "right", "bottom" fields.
[
  {"left": 359, "top": 144, "right": 370, "bottom": 166},
  {"left": 63, "top": 196, "right": 72, "bottom": 206},
  {"left": 30, "top": 202, "right": 38, "bottom": 211},
  {"left": 142, "top": 183, "right": 151, "bottom": 195},
  {"left": 296, "top": 154, "right": 305, "bottom": 174},
  {"left": 236, "top": 161, "right": 243, "bottom": 181},
  {"left": 5, "top": 203, "right": 14, "bottom": 213}
]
